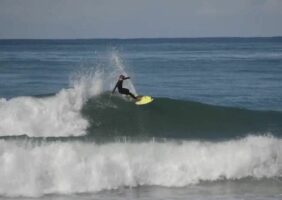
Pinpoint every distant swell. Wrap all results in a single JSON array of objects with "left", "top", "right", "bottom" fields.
[
  {"left": 82, "top": 94, "right": 282, "bottom": 140},
  {"left": 0, "top": 135, "right": 281, "bottom": 197}
]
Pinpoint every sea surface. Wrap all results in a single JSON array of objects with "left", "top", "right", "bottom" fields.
[{"left": 0, "top": 38, "right": 281, "bottom": 200}]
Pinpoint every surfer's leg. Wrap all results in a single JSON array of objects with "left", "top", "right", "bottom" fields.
[
  {"left": 128, "top": 92, "right": 137, "bottom": 99},
  {"left": 119, "top": 88, "right": 129, "bottom": 95},
  {"left": 119, "top": 88, "right": 137, "bottom": 99}
]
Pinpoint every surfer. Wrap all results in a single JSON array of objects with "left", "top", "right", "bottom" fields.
[{"left": 112, "top": 75, "right": 137, "bottom": 99}]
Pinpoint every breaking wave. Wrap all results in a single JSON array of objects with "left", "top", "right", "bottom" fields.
[{"left": 0, "top": 135, "right": 281, "bottom": 197}]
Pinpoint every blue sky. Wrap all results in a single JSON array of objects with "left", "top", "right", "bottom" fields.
[{"left": 0, "top": 0, "right": 281, "bottom": 39}]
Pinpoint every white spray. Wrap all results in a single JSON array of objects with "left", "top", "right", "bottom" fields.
[
  {"left": 111, "top": 52, "right": 137, "bottom": 96},
  {"left": 0, "top": 135, "right": 281, "bottom": 197},
  {"left": 0, "top": 71, "right": 105, "bottom": 137}
]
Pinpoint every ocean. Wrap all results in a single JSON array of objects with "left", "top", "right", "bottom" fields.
[{"left": 0, "top": 38, "right": 281, "bottom": 200}]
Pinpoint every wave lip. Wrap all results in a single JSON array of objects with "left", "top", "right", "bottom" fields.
[{"left": 0, "top": 135, "right": 281, "bottom": 197}]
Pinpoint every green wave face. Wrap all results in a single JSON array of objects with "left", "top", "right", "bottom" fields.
[{"left": 82, "top": 94, "right": 282, "bottom": 140}]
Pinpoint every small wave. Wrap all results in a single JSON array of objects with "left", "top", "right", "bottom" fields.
[
  {"left": 82, "top": 94, "right": 282, "bottom": 139},
  {"left": 0, "top": 135, "right": 281, "bottom": 197}
]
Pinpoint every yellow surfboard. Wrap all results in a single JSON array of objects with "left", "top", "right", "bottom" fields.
[{"left": 135, "top": 96, "right": 154, "bottom": 105}]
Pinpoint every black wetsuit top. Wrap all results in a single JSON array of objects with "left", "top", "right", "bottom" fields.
[
  {"left": 112, "top": 77, "right": 136, "bottom": 99},
  {"left": 116, "top": 80, "right": 124, "bottom": 92},
  {"left": 113, "top": 78, "right": 130, "bottom": 94}
]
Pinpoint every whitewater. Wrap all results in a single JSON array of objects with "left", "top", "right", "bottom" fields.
[{"left": 0, "top": 136, "right": 281, "bottom": 197}]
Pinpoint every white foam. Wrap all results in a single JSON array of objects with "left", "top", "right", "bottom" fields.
[
  {"left": 0, "top": 135, "right": 281, "bottom": 197},
  {"left": 0, "top": 70, "right": 104, "bottom": 137}
]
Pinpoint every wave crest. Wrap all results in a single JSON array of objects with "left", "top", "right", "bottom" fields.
[{"left": 0, "top": 70, "right": 103, "bottom": 137}]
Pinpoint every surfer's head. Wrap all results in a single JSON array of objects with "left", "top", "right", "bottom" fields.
[{"left": 119, "top": 75, "right": 125, "bottom": 80}]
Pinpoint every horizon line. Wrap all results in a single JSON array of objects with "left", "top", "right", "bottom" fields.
[{"left": 0, "top": 36, "right": 282, "bottom": 40}]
